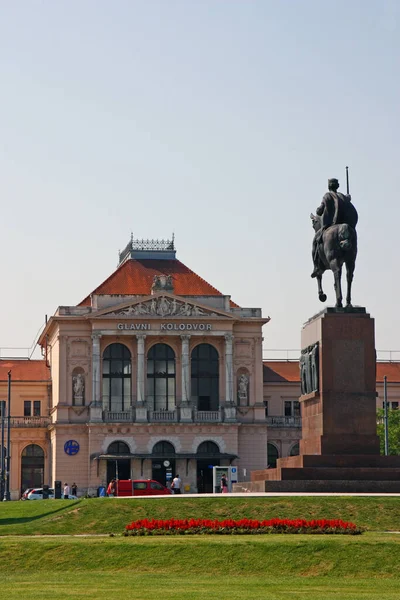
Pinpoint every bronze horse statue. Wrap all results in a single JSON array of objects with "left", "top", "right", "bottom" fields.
[{"left": 310, "top": 214, "right": 357, "bottom": 308}]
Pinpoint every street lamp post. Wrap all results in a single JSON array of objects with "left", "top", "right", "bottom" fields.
[
  {"left": 0, "top": 399, "right": 5, "bottom": 499},
  {"left": 3, "top": 371, "right": 11, "bottom": 501}
]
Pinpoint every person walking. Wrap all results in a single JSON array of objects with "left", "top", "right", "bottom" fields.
[
  {"left": 107, "top": 479, "right": 116, "bottom": 497},
  {"left": 63, "top": 482, "right": 70, "bottom": 499},
  {"left": 171, "top": 474, "right": 182, "bottom": 494},
  {"left": 220, "top": 474, "right": 228, "bottom": 493},
  {"left": 71, "top": 482, "right": 77, "bottom": 497}
]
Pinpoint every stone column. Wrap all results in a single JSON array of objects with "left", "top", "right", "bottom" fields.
[
  {"left": 180, "top": 335, "right": 192, "bottom": 422},
  {"left": 224, "top": 334, "right": 234, "bottom": 404},
  {"left": 91, "top": 334, "right": 102, "bottom": 405},
  {"left": 136, "top": 334, "right": 148, "bottom": 422},
  {"left": 90, "top": 333, "right": 103, "bottom": 422},
  {"left": 224, "top": 334, "right": 236, "bottom": 421},
  {"left": 181, "top": 335, "right": 191, "bottom": 404},
  {"left": 136, "top": 334, "right": 146, "bottom": 404}
]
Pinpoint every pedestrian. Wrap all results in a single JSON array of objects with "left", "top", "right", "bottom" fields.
[
  {"left": 63, "top": 482, "right": 70, "bottom": 499},
  {"left": 171, "top": 474, "right": 182, "bottom": 494},
  {"left": 107, "top": 478, "right": 116, "bottom": 497},
  {"left": 71, "top": 482, "right": 77, "bottom": 497},
  {"left": 220, "top": 474, "right": 228, "bottom": 493}
]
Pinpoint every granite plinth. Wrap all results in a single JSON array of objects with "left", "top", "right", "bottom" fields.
[
  {"left": 248, "top": 308, "right": 398, "bottom": 493},
  {"left": 234, "top": 480, "right": 400, "bottom": 493}
]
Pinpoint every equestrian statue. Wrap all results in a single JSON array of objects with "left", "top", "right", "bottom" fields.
[{"left": 310, "top": 168, "right": 358, "bottom": 308}]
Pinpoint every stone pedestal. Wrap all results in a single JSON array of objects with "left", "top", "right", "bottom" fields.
[
  {"left": 240, "top": 308, "right": 400, "bottom": 494},
  {"left": 135, "top": 406, "right": 148, "bottom": 422},
  {"left": 180, "top": 405, "right": 193, "bottom": 422},
  {"left": 300, "top": 307, "right": 380, "bottom": 455}
]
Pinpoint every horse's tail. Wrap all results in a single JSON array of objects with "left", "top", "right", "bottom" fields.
[{"left": 338, "top": 224, "right": 354, "bottom": 250}]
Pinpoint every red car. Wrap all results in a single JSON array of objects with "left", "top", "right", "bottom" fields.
[{"left": 114, "top": 479, "right": 172, "bottom": 497}]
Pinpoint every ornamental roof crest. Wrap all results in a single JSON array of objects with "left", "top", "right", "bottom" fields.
[{"left": 105, "top": 295, "right": 220, "bottom": 318}]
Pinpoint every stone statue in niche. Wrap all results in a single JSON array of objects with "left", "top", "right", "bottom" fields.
[
  {"left": 237, "top": 373, "right": 249, "bottom": 405},
  {"left": 73, "top": 373, "right": 85, "bottom": 404},
  {"left": 300, "top": 343, "right": 319, "bottom": 395}
]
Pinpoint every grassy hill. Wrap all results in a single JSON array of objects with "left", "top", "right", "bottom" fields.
[
  {"left": 1, "top": 497, "right": 400, "bottom": 598},
  {"left": 0, "top": 495, "right": 399, "bottom": 535}
]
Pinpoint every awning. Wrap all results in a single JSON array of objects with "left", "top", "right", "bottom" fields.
[{"left": 95, "top": 452, "right": 238, "bottom": 461}]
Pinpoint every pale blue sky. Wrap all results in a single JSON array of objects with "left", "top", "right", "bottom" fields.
[{"left": 0, "top": 1, "right": 399, "bottom": 357}]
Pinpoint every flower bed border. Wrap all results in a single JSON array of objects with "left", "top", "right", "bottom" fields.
[{"left": 125, "top": 518, "right": 362, "bottom": 536}]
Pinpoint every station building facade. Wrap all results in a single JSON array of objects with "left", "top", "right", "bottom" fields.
[
  {"left": 2, "top": 238, "right": 399, "bottom": 498},
  {"left": 1, "top": 238, "right": 269, "bottom": 498}
]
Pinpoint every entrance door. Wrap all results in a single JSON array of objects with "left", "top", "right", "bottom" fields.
[
  {"left": 21, "top": 444, "right": 44, "bottom": 492},
  {"left": 152, "top": 459, "right": 175, "bottom": 486},
  {"left": 107, "top": 459, "right": 131, "bottom": 483},
  {"left": 197, "top": 459, "right": 219, "bottom": 493}
]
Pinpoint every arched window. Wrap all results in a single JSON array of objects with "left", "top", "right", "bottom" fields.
[
  {"left": 267, "top": 443, "right": 279, "bottom": 469},
  {"left": 197, "top": 441, "right": 220, "bottom": 455},
  {"left": 107, "top": 441, "right": 130, "bottom": 455},
  {"left": 152, "top": 441, "right": 176, "bottom": 455},
  {"left": 290, "top": 442, "right": 300, "bottom": 457},
  {"left": 191, "top": 344, "right": 219, "bottom": 411},
  {"left": 21, "top": 444, "right": 45, "bottom": 491},
  {"left": 147, "top": 344, "right": 176, "bottom": 410},
  {"left": 102, "top": 344, "right": 131, "bottom": 412}
]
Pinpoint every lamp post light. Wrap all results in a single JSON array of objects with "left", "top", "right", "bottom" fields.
[
  {"left": 0, "top": 399, "right": 5, "bottom": 499},
  {"left": 3, "top": 371, "right": 11, "bottom": 501}
]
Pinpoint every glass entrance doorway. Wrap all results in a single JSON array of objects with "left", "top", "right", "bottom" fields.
[
  {"left": 196, "top": 441, "right": 221, "bottom": 493},
  {"left": 152, "top": 459, "right": 175, "bottom": 486},
  {"left": 107, "top": 459, "right": 131, "bottom": 482},
  {"left": 21, "top": 444, "right": 44, "bottom": 492},
  {"left": 106, "top": 441, "right": 131, "bottom": 483},
  {"left": 196, "top": 459, "right": 219, "bottom": 493},
  {"left": 151, "top": 441, "right": 176, "bottom": 486}
]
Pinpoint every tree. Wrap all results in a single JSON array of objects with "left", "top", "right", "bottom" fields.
[{"left": 377, "top": 408, "right": 400, "bottom": 455}]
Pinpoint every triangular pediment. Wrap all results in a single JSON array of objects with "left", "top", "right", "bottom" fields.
[{"left": 89, "top": 293, "right": 235, "bottom": 319}]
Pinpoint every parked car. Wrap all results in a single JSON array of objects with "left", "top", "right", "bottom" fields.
[
  {"left": 25, "top": 488, "right": 78, "bottom": 500},
  {"left": 20, "top": 488, "right": 35, "bottom": 500},
  {"left": 114, "top": 479, "right": 172, "bottom": 497}
]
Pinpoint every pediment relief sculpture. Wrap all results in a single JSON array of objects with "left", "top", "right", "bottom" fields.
[{"left": 107, "top": 296, "right": 219, "bottom": 318}]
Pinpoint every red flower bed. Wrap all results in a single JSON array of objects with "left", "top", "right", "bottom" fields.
[{"left": 124, "top": 518, "right": 361, "bottom": 535}]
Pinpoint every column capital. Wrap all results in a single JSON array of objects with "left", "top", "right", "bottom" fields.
[
  {"left": 136, "top": 334, "right": 147, "bottom": 340},
  {"left": 91, "top": 333, "right": 102, "bottom": 341},
  {"left": 180, "top": 334, "right": 191, "bottom": 342},
  {"left": 224, "top": 333, "right": 234, "bottom": 342}
]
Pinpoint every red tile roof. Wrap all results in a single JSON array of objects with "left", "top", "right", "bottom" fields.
[
  {"left": 263, "top": 361, "right": 400, "bottom": 384},
  {"left": 263, "top": 361, "right": 300, "bottom": 383},
  {"left": 79, "top": 258, "right": 239, "bottom": 307},
  {"left": 376, "top": 362, "right": 400, "bottom": 382},
  {"left": 0, "top": 360, "right": 50, "bottom": 382}
]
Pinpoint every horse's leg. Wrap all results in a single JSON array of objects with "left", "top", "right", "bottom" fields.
[
  {"left": 331, "top": 260, "right": 343, "bottom": 308},
  {"left": 345, "top": 260, "right": 355, "bottom": 307},
  {"left": 317, "top": 274, "right": 327, "bottom": 303}
]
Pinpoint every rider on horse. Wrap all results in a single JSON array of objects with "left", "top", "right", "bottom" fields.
[{"left": 311, "top": 178, "right": 358, "bottom": 278}]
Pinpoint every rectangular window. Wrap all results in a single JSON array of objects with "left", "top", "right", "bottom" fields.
[
  {"left": 284, "top": 401, "right": 292, "bottom": 417},
  {"left": 33, "top": 401, "right": 41, "bottom": 417},
  {"left": 391, "top": 402, "right": 399, "bottom": 410},
  {"left": 294, "top": 401, "right": 301, "bottom": 417},
  {"left": 24, "top": 401, "right": 31, "bottom": 417},
  {"left": 263, "top": 400, "right": 268, "bottom": 417}
]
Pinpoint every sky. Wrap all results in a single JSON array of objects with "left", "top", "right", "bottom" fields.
[{"left": 0, "top": 1, "right": 399, "bottom": 360}]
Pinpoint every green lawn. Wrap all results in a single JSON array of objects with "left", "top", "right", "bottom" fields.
[
  {"left": 1, "top": 497, "right": 400, "bottom": 599},
  {"left": 0, "top": 535, "right": 400, "bottom": 599},
  {"left": 0, "top": 495, "right": 399, "bottom": 535}
]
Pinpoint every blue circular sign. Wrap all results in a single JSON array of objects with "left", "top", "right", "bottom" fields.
[{"left": 64, "top": 440, "right": 80, "bottom": 456}]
